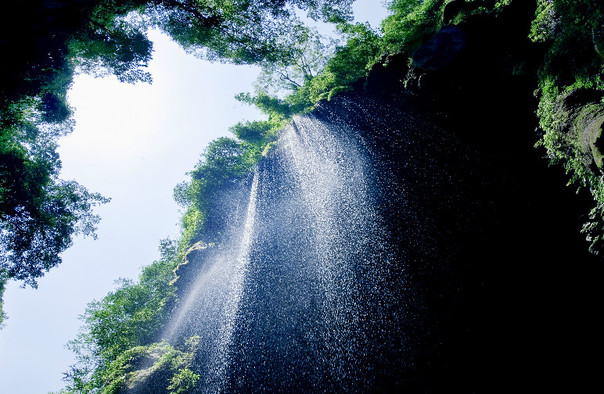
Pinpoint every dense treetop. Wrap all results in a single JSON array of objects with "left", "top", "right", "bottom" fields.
[{"left": 0, "top": 0, "right": 356, "bottom": 293}]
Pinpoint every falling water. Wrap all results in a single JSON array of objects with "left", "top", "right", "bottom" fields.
[
  {"left": 162, "top": 112, "right": 411, "bottom": 392},
  {"left": 276, "top": 115, "right": 401, "bottom": 388},
  {"left": 211, "top": 169, "right": 259, "bottom": 390},
  {"left": 162, "top": 169, "right": 260, "bottom": 390}
]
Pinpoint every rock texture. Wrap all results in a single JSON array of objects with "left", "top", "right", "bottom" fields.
[{"left": 162, "top": 3, "right": 603, "bottom": 392}]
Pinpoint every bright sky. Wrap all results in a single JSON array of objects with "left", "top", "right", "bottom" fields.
[{"left": 0, "top": 2, "right": 388, "bottom": 393}]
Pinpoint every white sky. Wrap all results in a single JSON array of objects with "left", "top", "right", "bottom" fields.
[{"left": 0, "top": 2, "right": 388, "bottom": 392}]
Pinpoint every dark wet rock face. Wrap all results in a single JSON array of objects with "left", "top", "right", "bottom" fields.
[
  {"left": 547, "top": 89, "right": 604, "bottom": 173},
  {"left": 150, "top": 4, "right": 603, "bottom": 393},
  {"left": 162, "top": 87, "right": 600, "bottom": 392},
  {"left": 311, "top": 87, "right": 601, "bottom": 392},
  {"left": 412, "top": 26, "right": 467, "bottom": 71}
]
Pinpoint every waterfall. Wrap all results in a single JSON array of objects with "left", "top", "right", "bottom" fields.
[
  {"left": 162, "top": 169, "right": 261, "bottom": 390},
  {"left": 275, "top": 115, "right": 404, "bottom": 388},
  {"left": 163, "top": 112, "right": 411, "bottom": 392},
  {"left": 211, "top": 169, "right": 259, "bottom": 391},
  {"left": 145, "top": 51, "right": 603, "bottom": 392}
]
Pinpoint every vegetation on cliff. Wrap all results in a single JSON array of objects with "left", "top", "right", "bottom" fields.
[
  {"left": 61, "top": 239, "right": 184, "bottom": 392},
  {"left": 0, "top": 276, "right": 6, "bottom": 326},
  {"left": 530, "top": 0, "right": 604, "bottom": 253}
]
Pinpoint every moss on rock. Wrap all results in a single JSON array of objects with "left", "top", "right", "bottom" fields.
[{"left": 101, "top": 337, "right": 200, "bottom": 394}]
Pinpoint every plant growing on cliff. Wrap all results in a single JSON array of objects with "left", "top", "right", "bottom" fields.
[
  {"left": 61, "top": 338, "right": 200, "bottom": 394},
  {"left": 531, "top": 0, "right": 604, "bottom": 253},
  {"left": 174, "top": 136, "right": 261, "bottom": 247},
  {"left": 381, "top": 0, "right": 443, "bottom": 56},
  {"left": 236, "top": 19, "right": 383, "bottom": 124},
  {"left": 63, "top": 240, "right": 178, "bottom": 392},
  {"left": 0, "top": 274, "right": 6, "bottom": 327}
]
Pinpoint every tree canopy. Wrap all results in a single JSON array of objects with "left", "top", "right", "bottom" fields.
[
  {"left": 0, "top": 0, "right": 356, "bottom": 290},
  {"left": 147, "top": 0, "right": 354, "bottom": 64}
]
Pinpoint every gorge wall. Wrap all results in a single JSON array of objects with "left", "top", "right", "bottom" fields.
[
  {"left": 153, "top": 3, "right": 603, "bottom": 392},
  {"left": 167, "top": 91, "right": 601, "bottom": 392}
]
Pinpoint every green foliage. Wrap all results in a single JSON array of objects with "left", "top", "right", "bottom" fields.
[
  {"left": 0, "top": 0, "right": 152, "bottom": 288},
  {"left": 309, "top": 22, "right": 382, "bottom": 100},
  {"left": 238, "top": 0, "right": 449, "bottom": 119},
  {"left": 254, "top": 26, "right": 339, "bottom": 95},
  {"left": 236, "top": 91, "right": 305, "bottom": 121},
  {"left": 70, "top": 28, "right": 153, "bottom": 84},
  {"left": 230, "top": 120, "right": 278, "bottom": 147},
  {"left": 529, "top": 0, "right": 556, "bottom": 43},
  {"left": 62, "top": 338, "right": 200, "bottom": 394},
  {"left": 0, "top": 96, "right": 109, "bottom": 288},
  {"left": 63, "top": 241, "right": 178, "bottom": 392},
  {"left": 381, "top": 0, "right": 444, "bottom": 57},
  {"left": 102, "top": 338, "right": 199, "bottom": 394},
  {"left": 167, "top": 366, "right": 200, "bottom": 394},
  {"left": 146, "top": 0, "right": 353, "bottom": 65},
  {"left": 174, "top": 137, "right": 261, "bottom": 244},
  {"left": 237, "top": 20, "right": 382, "bottom": 123},
  {"left": 530, "top": 0, "right": 604, "bottom": 252},
  {"left": 0, "top": 174, "right": 109, "bottom": 287},
  {"left": 0, "top": 273, "right": 6, "bottom": 327},
  {"left": 192, "top": 137, "right": 258, "bottom": 186},
  {"left": 530, "top": 0, "right": 603, "bottom": 88}
]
